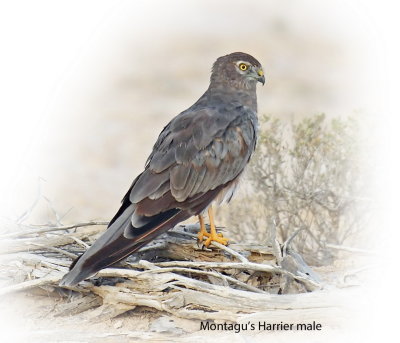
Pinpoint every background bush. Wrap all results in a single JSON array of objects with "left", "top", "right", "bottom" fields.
[{"left": 219, "top": 114, "right": 371, "bottom": 265}]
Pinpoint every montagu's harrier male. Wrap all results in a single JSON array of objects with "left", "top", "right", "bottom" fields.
[{"left": 60, "top": 52, "right": 265, "bottom": 286}]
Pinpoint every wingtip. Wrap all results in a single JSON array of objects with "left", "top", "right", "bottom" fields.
[
  {"left": 59, "top": 273, "right": 79, "bottom": 287},
  {"left": 59, "top": 268, "right": 88, "bottom": 287}
]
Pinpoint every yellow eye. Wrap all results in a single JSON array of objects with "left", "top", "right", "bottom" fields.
[{"left": 239, "top": 63, "right": 248, "bottom": 71}]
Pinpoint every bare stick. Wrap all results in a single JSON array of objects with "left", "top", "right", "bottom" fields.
[
  {"left": 140, "top": 265, "right": 266, "bottom": 294},
  {"left": 16, "top": 177, "right": 43, "bottom": 224},
  {"left": 151, "top": 260, "right": 321, "bottom": 290},
  {"left": 211, "top": 241, "right": 249, "bottom": 263},
  {"left": 0, "top": 275, "right": 61, "bottom": 296},
  {"left": 325, "top": 243, "right": 377, "bottom": 255},
  {"left": 0, "top": 252, "right": 71, "bottom": 268},
  {"left": 0, "top": 226, "right": 104, "bottom": 254},
  {"left": 30, "top": 243, "right": 78, "bottom": 259},
  {"left": 0, "top": 221, "right": 109, "bottom": 239},
  {"left": 282, "top": 227, "right": 303, "bottom": 256},
  {"left": 70, "top": 236, "right": 90, "bottom": 249}
]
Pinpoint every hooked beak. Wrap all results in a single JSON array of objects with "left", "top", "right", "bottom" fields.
[{"left": 256, "top": 68, "right": 265, "bottom": 85}]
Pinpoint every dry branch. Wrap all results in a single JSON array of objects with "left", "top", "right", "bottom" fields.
[
  {"left": 325, "top": 243, "right": 377, "bottom": 255},
  {"left": 0, "top": 221, "right": 327, "bottom": 321},
  {"left": 0, "top": 221, "right": 108, "bottom": 239},
  {"left": 0, "top": 225, "right": 104, "bottom": 254}
]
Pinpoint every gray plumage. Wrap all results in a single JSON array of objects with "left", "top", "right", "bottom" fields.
[{"left": 60, "top": 52, "right": 265, "bottom": 286}]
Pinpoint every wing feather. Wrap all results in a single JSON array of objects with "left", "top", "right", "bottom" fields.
[
  {"left": 128, "top": 105, "right": 257, "bottom": 216},
  {"left": 129, "top": 169, "right": 169, "bottom": 203},
  {"left": 186, "top": 166, "right": 207, "bottom": 198}
]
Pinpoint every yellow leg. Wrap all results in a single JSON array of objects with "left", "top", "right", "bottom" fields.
[
  {"left": 197, "top": 206, "right": 229, "bottom": 247},
  {"left": 197, "top": 214, "right": 208, "bottom": 242}
]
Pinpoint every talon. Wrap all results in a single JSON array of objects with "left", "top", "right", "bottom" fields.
[
  {"left": 203, "top": 235, "right": 228, "bottom": 247},
  {"left": 197, "top": 207, "right": 229, "bottom": 248}
]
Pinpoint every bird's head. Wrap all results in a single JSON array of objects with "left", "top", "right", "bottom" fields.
[{"left": 210, "top": 52, "right": 265, "bottom": 89}]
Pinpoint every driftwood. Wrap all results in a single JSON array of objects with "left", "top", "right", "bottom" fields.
[{"left": 0, "top": 221, "right": 329, "bottom": 321}]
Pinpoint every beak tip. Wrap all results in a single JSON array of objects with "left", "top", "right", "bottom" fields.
[{"left": 256, "top": 68, "right": 265, "bottom": 85}]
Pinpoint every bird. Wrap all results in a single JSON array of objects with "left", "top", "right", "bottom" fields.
[{"left": 60, "top": 52, "right": 265, "bottom": 286}]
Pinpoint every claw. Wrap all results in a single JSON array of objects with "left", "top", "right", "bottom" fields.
[
  {"left": 203, "top": 234, "right": 228, "bottom": 247},
  {"left": 197, "top": 207, "right": 229, "bottom": 247}
]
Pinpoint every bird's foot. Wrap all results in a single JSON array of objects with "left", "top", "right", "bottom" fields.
[
  {"left": 197, "top": 228, "right": 207, "bottom": 243},
  {"left": 197, "top": 225, "right": 228, "bottom": 246},
  {"left": 201, "top": 230, "right": 229, "bottom": 247},
  {"left": 197, "top": 209, "right": 229, "bottom": 247}
]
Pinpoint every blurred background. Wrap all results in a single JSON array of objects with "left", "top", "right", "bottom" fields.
[
  {"left": 0, "top": 0, "right": 382, "bottom": 227},
  {"left": 2, "top": 1, "right": 400, "bottom": 340}
]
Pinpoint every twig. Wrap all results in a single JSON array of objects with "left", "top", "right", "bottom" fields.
[
  {"left": 70, "top": 236, "right": 90, "bottom": 249},
  {"left": 0, "top": 221, "right": 109, "bottom": 239},
  {"left": 151, "top": 260, "right": 321, "bottom": 290},
  {"left": 138, "top": 260, "right": 267, "bottom": 294},
  {"left": 282, "top": 227, "right": 303, "bottom": 257},
  {"left": 210, "top": 241, "right": 249, "bottom": 263},
  {"left": 16, "top": 177, "right": 43, "bottom": 224},
  {"left": 0, "top": 227, "right": 103, "bottom": 255},
  {"left": 269, "top": 217, "right": 283, "bottom": 265},
  {"left": 42, "top": 196, "right": 63, "bottom": 226},
  {"left": 0, "top": 275, "right": 61, "bottom": 296},
  {"left": 0, "top": 252, "right": 72, "bottom": 268},
  {"left": 342, "top": 265, "right": 376, "bottom": 283},
  {"left": 325, "top": 243, "right": 377, "bottom": 255},
  {"left": 272, "top": 238, "right": 283, "bottom": 265},
  {"left": 138, "top": 262, "right": 265, "bottom": 294},
  {"left": 30, "top": 243, "right": 78, "bottom": 259}
]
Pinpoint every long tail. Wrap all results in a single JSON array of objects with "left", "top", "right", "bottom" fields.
[{"left": 59, "top": 204, "right": 188, "bottom": 286}]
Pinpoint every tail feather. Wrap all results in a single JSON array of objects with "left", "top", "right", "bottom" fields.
[
  {"left": 59, "top": 177, "right": 226, "bottom": 287},
  {"left": 59, "top": 205, "right": 188, "bottom": 286}
]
